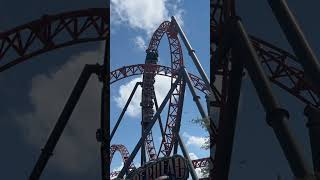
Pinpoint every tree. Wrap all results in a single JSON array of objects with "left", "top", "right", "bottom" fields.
[{"left": 192, "top": 117, "right": 211, "bottom": 177}]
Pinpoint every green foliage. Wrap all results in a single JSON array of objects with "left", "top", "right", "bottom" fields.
[
  {"left": 192, "top": 116, "right": 210, "bottom": 130},
  {"left": 191, "top": 116, "right": 211, "bottom": 176}
]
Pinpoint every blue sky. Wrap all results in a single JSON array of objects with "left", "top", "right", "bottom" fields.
[
  {"left": 0, "top": 0, "right": 318, "bottom": 179},
  {"left": 110, "top": 0, "right": 210, "bottom": 178}
]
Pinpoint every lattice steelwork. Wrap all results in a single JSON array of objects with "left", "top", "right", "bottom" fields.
[
  {"left": 0, "top": 8, "right": 111, "bottom": 180},
  {"left": 1, "top": 1, "right": 319, "bottom": 180},
  {"left": 211, "top": 0, "right": 320, "bottom": 180},
  {"left": 0, "top": 6, "right": 212, "bottom": 180},
  {"left": 141, "top": 52, "right": 158, "bottom": 161},
  {"left": 110, "top": 17, "right": 213, "bottom": 180},
  {"left": 0, "top": 8, "right": 108, "bottom": 72},
  {"left": 146, "top": 20, "right": 185, "bottom": 158}
]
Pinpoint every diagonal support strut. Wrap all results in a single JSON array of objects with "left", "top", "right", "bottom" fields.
[
  {"left": 231, "top": 16, "right": 314, "bottom": 179},
  {"left": 29, "top": 64, "right": 100, "bottom": 180},
  {"left": 110, "top": 82, "right": 142, "bottom": 141},
  {"left": 116, "top": 69, "right": 184, "bottom": 178}
]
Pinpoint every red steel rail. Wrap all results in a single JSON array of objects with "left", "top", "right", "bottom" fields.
[{"left": 0, "top": 8, "right": 108, "bottom": 72}]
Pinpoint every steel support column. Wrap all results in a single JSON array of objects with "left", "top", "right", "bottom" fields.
[
  {"left": 232, "top": 17, "right": 313, "bottom": 179},
  {"left": 141, "top": 126, "right": 146, "bottom": 165},
  {"left": 177, "top": 133, "right": 199, "bottom": 180},
  {"left": 153, "top": 93, "right": 166, "bottom": 146},
  {"left": 99, "top": 29, "right": 110, "bottom": 180},
  {"left": 117, "top": 70, "right": 184, "bottom": 178},
  {"left": 100, "top": 73, "right": 109, "bottom": 180},
  {"left": 29, "top": 64, "right": 99, "bottom": 180},
  {"left": 110, "top": 82, "right": 141, "bottom": 141},
  {"left": 267, "top": 0, "right": 320, "bottom": 90},
  {"left": 173, "top": 79, "right": 186, "bottom": 155},
  {"left": 304, "top": 105, "right": 320, "bottom": 177},
  {"left": 182, "top": 67, "right": 215, "bottom": 136},
  {"left": 173, "top": 18, "right": 217, "bottom": 175},
  {"left": 213, "top": 49, "right": 244, "bottom": 180},
  {"left": 171, "top": 16, "right": 213, "bottom": 95}
]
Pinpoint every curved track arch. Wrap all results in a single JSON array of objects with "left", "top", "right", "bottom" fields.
[
  {"left": 110, "top": 143, "right": 210, "bottom": 179},
  {"left": 110, "top": 144, "right": 135, "bottom": 178},
  {"left": 110, "top": 144, "right": 135, "bottom": 169},
  {"left": 109, "top": 64, "right": 215, "bottom": 178},
  {"left": 145, "top": 20, "right": 185, "bottom": 158},
  {"left": 110, "top": 64, "right": 222, "bottom": 98},
  {"left": 211, "top": 3, "right": 319, "bottom": 109},
  {"left": 0, "top": 7, "right": 111, "bottom": 180},
  {"left": 0, "top": 8, "right": 109, "bottom": 72},
  {"left": 210, "top": 1, "right": 320, "bottom": 179}
]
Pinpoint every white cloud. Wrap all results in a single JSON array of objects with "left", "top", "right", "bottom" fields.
[
  {"left": 167, "top": 1, "right": 184, "bottom": 27},
  {"left": 113, "top": 75, "right": 171, "bottom": 118},
  {"left": 189, "top": 152, "right": 198, "bottom": 160},
  {"left": 15, "top": 45, "right": 104, "bottom": 174},
  {"left": 133, "top": 36, "right": 147, "bottom": 50},
  {"left": 111, "top": 0, "right": 168, "bottom": 35},
  {"left": 114, "top": 77, "right": 142, "bottom": 117},
  {"left": 195, "top": 168, "right": 206, "bottom": 179},
  {"left": 183, "top": 132, "right": 207, "bottom": 148},
  {"left": 111, "top": 0, "right": 185, "bottom": 35},
  {"left": 187, "top": 167, "right": 206, "bottom": 179},
  {"left": 112, "top": 162, "right": 124, "bottom": 172}
]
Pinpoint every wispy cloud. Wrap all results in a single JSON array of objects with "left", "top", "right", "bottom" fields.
[
  {"left": 15, "top": 45, "right": 105, "bottom": 174},
  {"left": 113, "top": 77, "right": 142, "bottom": 117},
  {"left": 195, "top": 168, "right": 206, "bottom": 179},
  {"left": 113, "top": 75, "right": 171, "bottom": 118},
  {"left": 111, "top": 0, "right": 185, "bottom": 35},
  {"left": 189, "top": 152, "right": 199, "bottom": 160},
  {"left": 183, "top": 132, "right": 207, "bottom": 148},
  {"left": 133, "top": 36, "right": 147, "bottom": 50}
]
